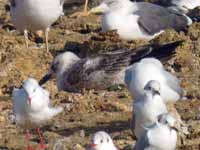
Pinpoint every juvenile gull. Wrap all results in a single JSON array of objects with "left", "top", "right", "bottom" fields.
[
  {"left": 134, "top": 113, "right": 178, "bottom": 150},
  {"left": 90, "top": 131, "right": 118, "bottom": 150},
  {"left": 89, "top": 0, "right": 192, "bottom": 40},
  {"left": 125, "top": 57, "right": 184, "bottom": 103},
  {"left": 9, "top": 0, "right": 64, "bottom": 51},
  {"left": 12, "top": 78, "right": 63, "bottom": 149},
  {"left": 39, "top": 41, "right": 182, "bottom": 92},
  {"left": 132, "top": 80, "right": 168, "bottom": 138}
]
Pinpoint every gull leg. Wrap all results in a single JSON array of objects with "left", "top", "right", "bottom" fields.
[
  {"left": 45, "top": 28, "right": 49, "bottom": 52},
  {"left": 25, "top": 129, "right": 35, "bottom": 150},
  {"left": 36, "top": 128, "right": 47, "bottom": 150},
  {"left": 81, "top": 88, "right": 86, "bottom": 95},
  {"left": 69, "top": 0, "right": 89, "bottom": 18},
  {"left": 24, "top": 30, "right": 29, "bottom": 48},
  {"left": 83, "top": 0, "right": 89, "bottom": 16}
]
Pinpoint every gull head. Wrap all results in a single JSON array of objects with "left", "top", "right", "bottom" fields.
[
  {"left": 144, "top": 80, "right": 161, "bottom": 96},
  {"left": 158, "top": 113, "right": 178, "bottom": 132},
  {"left": 90, "top": 131, "right": 116, "bottom": 150},
  {"left": 22, "top": 78, "right": 39, "bottom": 105},
  {"left": 39, "top": 51, "right": 80, "bottom": 86}
]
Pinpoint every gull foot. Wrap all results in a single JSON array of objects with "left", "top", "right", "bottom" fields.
[
  {"left": 38, "top": 143, "right": 48, "bottom": 150},
  {"left": 27, "top": 145, "right": 35, "bottom": 150}
]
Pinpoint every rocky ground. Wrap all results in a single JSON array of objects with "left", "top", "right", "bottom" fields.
[{"left": 0, "top": 0, "right": 200, "bottom": 149}]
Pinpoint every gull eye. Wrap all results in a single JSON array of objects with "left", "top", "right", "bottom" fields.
[
  {"left": 100, "top": 139, "right": 103, "bottom": 143},
  {"left": 51, "top": 62, "right": 59, "bottom": 72},
  {"left": 158, "top": 117, "right": 162, "bottom": 123},
  {"left": 33, "top": 88, "right": 36, "bottom": 93}
]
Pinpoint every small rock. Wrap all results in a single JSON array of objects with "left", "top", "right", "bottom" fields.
[
  {"left": 0, "top": 115, "right": 5, "bottom": 122},
  {"left": 53, "top": 139, "right": 66, "bottom": 150},
  {"left": 79, "top": 130, "right": 85, "bottom": 138}
]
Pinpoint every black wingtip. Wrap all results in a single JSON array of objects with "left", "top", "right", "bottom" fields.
[
  {"left": 159, "top": 40, "right": 184, "bottom": 48},
  {"left": 190, "top": 16, "right": 200, "bottom": 22},
  {"left": 130, "top": 40, "right": 184, "bottom": 64},
  {"left": 39, "top": 73, "right": 52, "bottom": 86},
  {"left": 150, "top": 40, "right": 184, "bottom": 60}
]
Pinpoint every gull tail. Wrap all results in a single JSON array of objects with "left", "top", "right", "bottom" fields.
[
  {"left": 48, "top": 107, "right": 63, "bottom": 117},
  {"left": 42, "top": 107, "right": 63, "bottom": 120},
  {"left": 130, "top": 40, "right": 184, "bottom": 64},
  {"left": 30, "top": 107, "right": 63, "bottom": 123}
]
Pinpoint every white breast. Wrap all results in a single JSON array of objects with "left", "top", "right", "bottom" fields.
[{"left": 10, "top": 0, "right": 63, "bottom": 31}]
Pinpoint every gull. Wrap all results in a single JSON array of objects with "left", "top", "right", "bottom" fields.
[
  {"left": 125, "top": 57, "right": 184, "bottom": 103},
  {"left": 39, "top": 41, "right": 182, "bottom": 92},
  {"left": 89, "top": 0, "right": 192, "bottom": 40},
  {"left": 132, "top": 80, "right": 168, "bottom": 138},
  {"left": 126, "top": 59, "right": 189, "bottom": 136},
  {"left": 9, "top": 0, "right": 65, "bottom": 52},
  {"left": 12, "top": 78, "right": 63, "bottom": 150},
  {"left": 134, "top": 113, "right": 178, "bottom": 150},
  {"left": 90, "top": 131, "right": 118, "bottom": 150}
]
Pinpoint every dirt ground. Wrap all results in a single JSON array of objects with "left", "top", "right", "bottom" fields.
[{"left": 0, "top": 0, "right": 200, "bottom": 149}]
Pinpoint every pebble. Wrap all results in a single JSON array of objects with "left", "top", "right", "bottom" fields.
[{"left": 0, "top": 115, "right": 5, "bottom": 122}]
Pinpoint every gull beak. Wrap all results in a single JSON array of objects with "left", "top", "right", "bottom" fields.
[
  {"left": 39, "top": 73, "right": 53, "bottom": 86},
  {"left": 171, "top": 125, "right": 179, "bottom": 132},
  {"left": 89, "top": 3, "right": 108, "bottom": 14},
  {"left": 153, "top": 90, "right": 160, "bottom": 96},
  {"left": 28, "top": 97, "right": 32, "bottom": 105},
  {"left": 90, "top": 143, "right": 97, "bottom": 148}
]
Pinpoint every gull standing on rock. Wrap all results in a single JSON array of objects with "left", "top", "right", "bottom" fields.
[
  {"left": 132, "top": 80, "right": 168, "bottom": 138},
  {"left": 90, "top": 131, "right": 118, "bottom": 150},
  {"left": 134, "top": 113, "right": 178, "bottom": 150},
  {"left": 12, "top": 78, "right": 63, "bottom": 150},
  {"left": 39, "top": 41, "right": 182, "bottom": 92},
  {"left": 9, "top": 0, "right": 65, "bottom": 52},
  {"left": 89, "top": 0, "right": 193, "bottom": 40}
]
